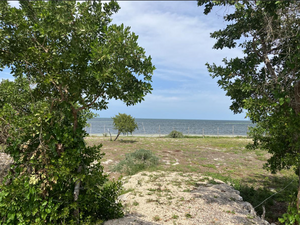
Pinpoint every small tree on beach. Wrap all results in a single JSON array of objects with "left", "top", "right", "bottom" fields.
[{"left": 112, "top": 113, "right": 138, "bottom": 141}]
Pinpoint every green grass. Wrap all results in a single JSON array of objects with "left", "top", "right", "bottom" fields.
[
  {"left": 85, "top": 136, "right": 297, "bottom": 223},
  {"left": 202, "top": 164, "right": 217, "bottom": 169},
  {"left": 132, "top": 201, "right": 139, "bottom": 206},
  {"left": 120, "top": 188, "right": 135, "bottom": 195},
  {"left": 0, "top": 145, "right": 5, "bottom": 152},
  {"left": 172, "top": 214, "right": 179, "bottom": 219}
]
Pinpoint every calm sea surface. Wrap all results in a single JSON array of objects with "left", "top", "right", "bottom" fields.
[{"left": 86, "top": 118, "right": 255, "bottom": 136}]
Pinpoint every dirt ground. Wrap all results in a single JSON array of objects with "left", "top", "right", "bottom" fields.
[{"left": 85, "top": 136, "right": 276, "bottom": 185}]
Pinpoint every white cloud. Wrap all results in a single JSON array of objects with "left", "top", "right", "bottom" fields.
[
  {"left": 8, "top": 1, "right": 19, "bottom": 8},
  {"left": 105, "top": 2, "right": 247, "bottom": 120},
  {"left": 112, "top": 2, "right": 243, "bottom": 80}
]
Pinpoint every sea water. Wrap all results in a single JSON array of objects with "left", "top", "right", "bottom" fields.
[{"left": 86, "top": 118, "right": 254, "bottom": 136}]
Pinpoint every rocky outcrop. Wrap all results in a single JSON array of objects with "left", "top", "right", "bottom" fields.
[{"left": 105, "top": 171, "right": 273, "bottom": 225}]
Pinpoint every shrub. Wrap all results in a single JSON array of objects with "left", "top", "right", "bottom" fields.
[
  {"left": 112, "top": 149, "right": 159, "bottom": 175},
  {"left": 0, "top": 145, "right": 124, "bottom": 224},
  {"left": 279, "top": 196, "right": 300, "bottom": 225},
  {"left": 167, "top": 130, "right": 184, "bottom": 138}
]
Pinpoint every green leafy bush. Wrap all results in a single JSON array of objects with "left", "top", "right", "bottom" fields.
[
  {"left": 279, "top": 194, "right": 300, "bottom": 224},
  {"left": 167, "top": 130, "right": 184, "bottom": 138},
  {"left": 0, "top": 0, "right": 156, "bottom": 222},
  {"left": 112, "top": 149, "right": 159, "bottom": 175},
  {"left": 0, "top": 142, "right": 124, "bottom": 224}
]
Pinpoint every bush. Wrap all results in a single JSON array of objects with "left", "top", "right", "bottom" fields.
[
  {"left": 167, "top": 130, "right": 184, "bottom": 138},
  {"left": 112, "top": 149, "right": 159, "bottom": 175},
  {"left": 0, "top": 144, "right": 124, "bottom": 224},
  {"left": 279, "top": 196, "right": 300, "bottom": 225}
]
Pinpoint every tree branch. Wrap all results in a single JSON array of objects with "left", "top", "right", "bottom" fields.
[
  {"left": 31, "top": 37, "right": 49, "bottom": 53},
  {"left": 76, "top": 94, "right": 101, "bottom": 112}
]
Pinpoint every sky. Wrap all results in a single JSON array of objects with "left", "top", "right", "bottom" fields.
[{"left": 0, "top": 1, "right": 247, "bottom": 120}]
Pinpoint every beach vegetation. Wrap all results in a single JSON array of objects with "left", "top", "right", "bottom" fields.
[
  {"left": 112, "top": 113, "right": 138, "bottom": 141},
  {"left": 153, "top": 215, "right": 161, "bottom": 221},
  {"left": 167, "top": 130, "right": 184, "bottom": 138},
  {"left": 112, "top": 149, "right": 159, "bottom": 175}
]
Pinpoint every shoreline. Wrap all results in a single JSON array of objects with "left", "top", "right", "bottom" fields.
[{"left": 87, "top": 133, "right": 249, "bottom": 138}]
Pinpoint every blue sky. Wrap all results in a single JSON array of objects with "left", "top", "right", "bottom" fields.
[{"left": 1, "top": 1, "right": 247, "bottom": 120}]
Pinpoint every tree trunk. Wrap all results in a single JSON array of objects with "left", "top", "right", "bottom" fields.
[
  {"left": 72, "top": 107, "right": 82, "bottom": 222},
  {"left": 297, "top": 167, "right": 300, "bottom": 213},
  {"left": 294, "top": 80, "right": 300, "bottom": 214},
  {"left": 114, "top": 131, "right": 121, "bottom": 141},
  {"left": 73, "top": 167, "right": 82, "bottom": 201},
  {"left": 74, "top": 165, "right": 82, "bottom": 222}
]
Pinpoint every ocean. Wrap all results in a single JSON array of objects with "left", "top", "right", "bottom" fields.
[{"left": 86, "top": 118, "right": 254, "bottom": 137}]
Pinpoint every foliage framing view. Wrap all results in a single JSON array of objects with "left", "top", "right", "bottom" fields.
[
  {"left": 198, "top": 0, "right": 300, "bottom": 222},
  {"left": 0, "top": 0, "right": 155, "bottom": 224}
]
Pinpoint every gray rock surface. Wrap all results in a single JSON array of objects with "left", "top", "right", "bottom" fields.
[{"left": 105, "top": 171, "right": 271, "bottom": 225}]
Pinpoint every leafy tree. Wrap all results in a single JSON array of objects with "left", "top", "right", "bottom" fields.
[
  {"left": 0, "top": 0, "right": 154, "bottom": 224},
  {"left": 198, "top": 0, "right": 300, "bottom": 220},
  {"left": 112, "top": 113, "right": 138, "bottom": 141}
]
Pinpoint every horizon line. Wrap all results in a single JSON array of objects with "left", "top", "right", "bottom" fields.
[{"left": 91, "top": 117, "right": 250, "bottom": 121}]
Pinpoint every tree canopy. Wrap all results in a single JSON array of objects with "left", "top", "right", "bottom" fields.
[
  {"left": 198, "top": 0, "right": 300, "bottom": 221},
  {"left": 0, "top": 0, "right": 154, "bottom": 113},
  {"left": 112, "top": 113, "right": 138, "bottom": 141},
  {"left": 0, "top": 0, "right": 155, "bottom": 224}
]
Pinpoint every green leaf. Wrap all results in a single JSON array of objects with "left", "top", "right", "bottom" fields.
[
  {"left": 8, "top": 213, "right": 15, "bottom": 221},
  {"left": 279, "top": 98, "right": 284, "bottom": 105}
]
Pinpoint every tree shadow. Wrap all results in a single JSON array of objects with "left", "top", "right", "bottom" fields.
[
  {"left": 189, "top": 173, "right": 297, "bottom": 223},
  {"left": 119, "top": 139, "right": 137, "bottom": 144},
  {"left": 104, "top": 213, "right": 160, "bottom": 225},
  {"left": 189, "top": 182, "right": 265, "bottom": 223},
  {"left": 234, "top": 174, "right": 297, "bottom": 222}
]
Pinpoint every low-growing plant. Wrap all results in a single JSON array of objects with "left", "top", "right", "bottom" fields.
[
  {"left": 167, "top": 130, "right": 184, "bottom": 138},
  {"left": 132, "top": 201, "right": 139, "bottom": 206},
  {"left": 279, "top": 199, "right": 300, "bottom": 224},
  {"left": 120, "top": 188, "right": 135, "bottom": 195},
  {"left": 112, "top": 149, "right": 159, "bottom": 175},
  {"left": 153, "top": 215, "right": 160, "bottom": 221},
  {"left": 202, "top": 164, "right": 217, "bottom": 169},
  {"left": 172, "top": 214, "right": 179, "bottom": 219},
  {"left": 225, "top": 210, "right": 235, "bottom": 214},
  {"left": 185, "top": 213, "right": 192, "bottom": 218},
  {"left": 146, "top": 199, "right": 157, "bottom": 203}
]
